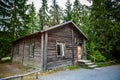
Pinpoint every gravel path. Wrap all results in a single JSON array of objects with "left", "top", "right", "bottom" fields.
[{"left": 39, "top": 65, "right": 120, "bottom": 80}]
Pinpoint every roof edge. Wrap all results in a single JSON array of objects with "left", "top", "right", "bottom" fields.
[
  {"left": 70, "top": 21, "right": 88, "bottom": 40},
  {"left": 41, "top": 20, "right": 88, "bottom": 40},
  {"left": 13, "top": 20, "right": 88, "bottom": 43},
  {"left": 41, "top": 20, "right": 73, "bottom": 32}
]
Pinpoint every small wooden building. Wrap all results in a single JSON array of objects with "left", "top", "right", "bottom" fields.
[{"left": 12, "top": 21, "right": 87, "bottom": 71}]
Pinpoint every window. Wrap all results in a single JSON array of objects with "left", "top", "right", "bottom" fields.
[
  {"left": 57, "top": 43, "right": 65, "bottom": 57},
  {"left": 29, "top": 42, "right": 34, "bottom": 57}
]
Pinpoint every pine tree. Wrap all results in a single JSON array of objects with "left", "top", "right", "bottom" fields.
[
  {"left": 27, "top": 2, "right": 38, "bottom": 33},
  {"left": 90, "top": 0, "right": 120, "bottom": 59},
  {"left": 38, "top": 0, "right": 48, "bottom": 30},
  {"left": 0, "top": 0, "right": 14, "bottom": 59},
  {"left": 72, "top": 0, "right": 82, "bottom": 25},
  {"left": 11, "top": 0, "right": 29, "bottom": 39},
  {"left": 0, "top": 0, "right": 14, "bottom": 31},
  {"left": 63, "top": 0, "right": 72, "bottom": 22},
  {"left": 49, "top": 0, "right": 62, "bottom": 26}
]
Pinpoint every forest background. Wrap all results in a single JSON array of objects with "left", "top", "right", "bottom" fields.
[{"left": 0, "top": 0, "right": 120, "bottom": 62}]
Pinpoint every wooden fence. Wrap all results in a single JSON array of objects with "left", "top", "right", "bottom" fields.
[{"left": 1, "top": 70, "right": 40, "bottom": 80}]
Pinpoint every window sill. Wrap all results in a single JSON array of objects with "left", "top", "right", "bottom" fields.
[
  {"left": 29, "top": 56, "right": 34, "bottom": 58},
  {"left": 57, "top": 56, "right": 66, "bottom": 59}
]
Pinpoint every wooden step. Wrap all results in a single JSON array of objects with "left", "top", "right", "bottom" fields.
[
  {"left": 88, "top": 65, "right": 97, "bottom": 68},
  {"left": 78, "top": 60, "right": 97, "bottom": 69},
  {"left": 78, "top": 60, "right": 91, "bottom": 63},
  {"left": 85, "top": 62, "right": 94, "bottom": 65}
]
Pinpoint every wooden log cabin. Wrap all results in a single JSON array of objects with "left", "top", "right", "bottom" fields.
[{"left": 12, "top": 21, "right": 87, "bottom": 71}]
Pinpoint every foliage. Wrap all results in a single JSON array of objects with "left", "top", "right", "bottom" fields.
[
  {"left": 89, "top": 50, "right": 106, "bottom": 62},
  {"left": 72, "top": 0, "right": 82, "bottom": 26},
  {"left": 0, "top": 0, "right": 14, "bottom": 59},
  {"left": 27, "top": 2, "right": 39, "bottom": 33},
  {"left": 90, "top": 0, "right": 120, "bottom": 60},
  {"left": 63, "top": 0, "right": 72, "bottom": 22},
  {"left": 37, "top": 0, "right": 49, "bottom": 29},
  {"left": 96, "top": 60, "right": 116, "bottom": 67},
  {"left": 11, "top": 0, "right": 30, "bottom": 39},
  {"left": 0, "top": 0, "right": 30, "bottom": 59},
  {"left": 0, "top": 33, "right": 12, "bottom": 58},
  {"left": 49, "top": 0, "right": 63, "bottom": 26}
]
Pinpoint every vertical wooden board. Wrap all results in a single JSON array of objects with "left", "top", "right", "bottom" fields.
[
  {"left": 41, "top": 33, "right": 44, "bottom": 71},
  {"left": 22, "top": 41, "right": 25, "bottom": 64},
  {"left": 82, "top": 39, "right": 87, "bottom": 59},
  {"left": 72, "top": 29, "right": 75, "bottom": 65},
  {"left": 43, "top": 32, "right": 48, "bottom": 71}
]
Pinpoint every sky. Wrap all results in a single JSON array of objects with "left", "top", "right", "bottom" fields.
[{"left": 27, "top": 0, "right": 92, "bottom": 12}]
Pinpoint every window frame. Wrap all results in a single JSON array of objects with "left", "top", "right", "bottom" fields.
[{"left": 56, "top": 43, "right": 65, "bottom": 57}]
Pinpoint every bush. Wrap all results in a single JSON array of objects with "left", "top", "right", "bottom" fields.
[
  {"left": 96, "top": 60, "right": 116, "bottom": 67},
  {"left": 90, "top": 50, "right": 106, "bottom": 62}
]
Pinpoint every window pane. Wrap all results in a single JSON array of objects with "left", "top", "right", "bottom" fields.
[
  {"left": 57, "top": 45, "right": 61, "bottom": 55},
  {"left": 57, "top": 43, "right": 65, "bottom": 57}
]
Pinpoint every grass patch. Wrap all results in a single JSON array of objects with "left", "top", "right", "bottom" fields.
[
  {"left": 0, "top": 57, "right": 11, "bottom": 63},
  {"left": 1, "top": 57, "right": 11, "bottom": 61},
  {"left": 96, "top": 60, "right": 116, "bottom": 67},
  {"left": 66, "top": 65, "right": 80, "bottom": 70},
  {"left": 40, "top": 68, "right": 65, "bottom": 76}
]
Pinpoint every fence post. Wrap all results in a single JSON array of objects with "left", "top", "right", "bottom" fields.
[
  {"left": 20, "top": 76, "right": 23, "bottom": 80},
  {"left": 36, "top": 72, "right": 38, "bottom": 79}
]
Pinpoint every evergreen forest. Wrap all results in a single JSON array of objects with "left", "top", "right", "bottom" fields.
[{"left": 0, "top": 0, "right": 120, "bottom": 62}]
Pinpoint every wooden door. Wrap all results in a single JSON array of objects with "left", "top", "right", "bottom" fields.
[{"left": 77, "top": 45, "right": 82, "bottom": 60}]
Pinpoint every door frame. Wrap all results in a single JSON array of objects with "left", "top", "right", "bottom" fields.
[{"left": 77, "top": 44, "right": 83, "bottom": 61}]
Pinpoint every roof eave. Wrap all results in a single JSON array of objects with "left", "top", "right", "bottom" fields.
[{"left": 71, "top": 21, "right": 88, "bottom": 40}]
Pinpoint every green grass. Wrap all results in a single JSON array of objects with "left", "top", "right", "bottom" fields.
[
  {"left": 66, "top": 65, "right": 80, "bottom": 70},
  {"left": 0, "top": 57, "right": 11, "bottom": 63},
  {"left": 96, "top": 60, "right": 116, "bottom": 67},
  {"left": 1, "top": 57, "right": 11, "bottom": 61}
]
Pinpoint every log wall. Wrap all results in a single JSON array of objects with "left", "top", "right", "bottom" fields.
[
  {"left": 12, "top": 34, "right": 42, "bottom": 69},
  {"left": 47, "top": 24, "right": 83, "bottom": 69},
  {"left": 12, "top": 24, "right": 86, "bottom": 71}
]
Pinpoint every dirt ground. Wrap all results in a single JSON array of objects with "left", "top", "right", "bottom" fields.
[{"left": 0, "top": 62, "right": 27, "bottom": 78}]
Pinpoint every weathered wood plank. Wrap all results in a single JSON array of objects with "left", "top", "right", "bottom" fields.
[
  {"left": 47, "top": 60, "right": 72, "bottom": 70},
  {"left": 41, "top": 33, "right": 44, "bottom": 71},
  {"left": 22, "top": 41, "right": 25, "bottom": 64},
  {"left": 44, "top": 32, "right": 48, "bottom": 71}
]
